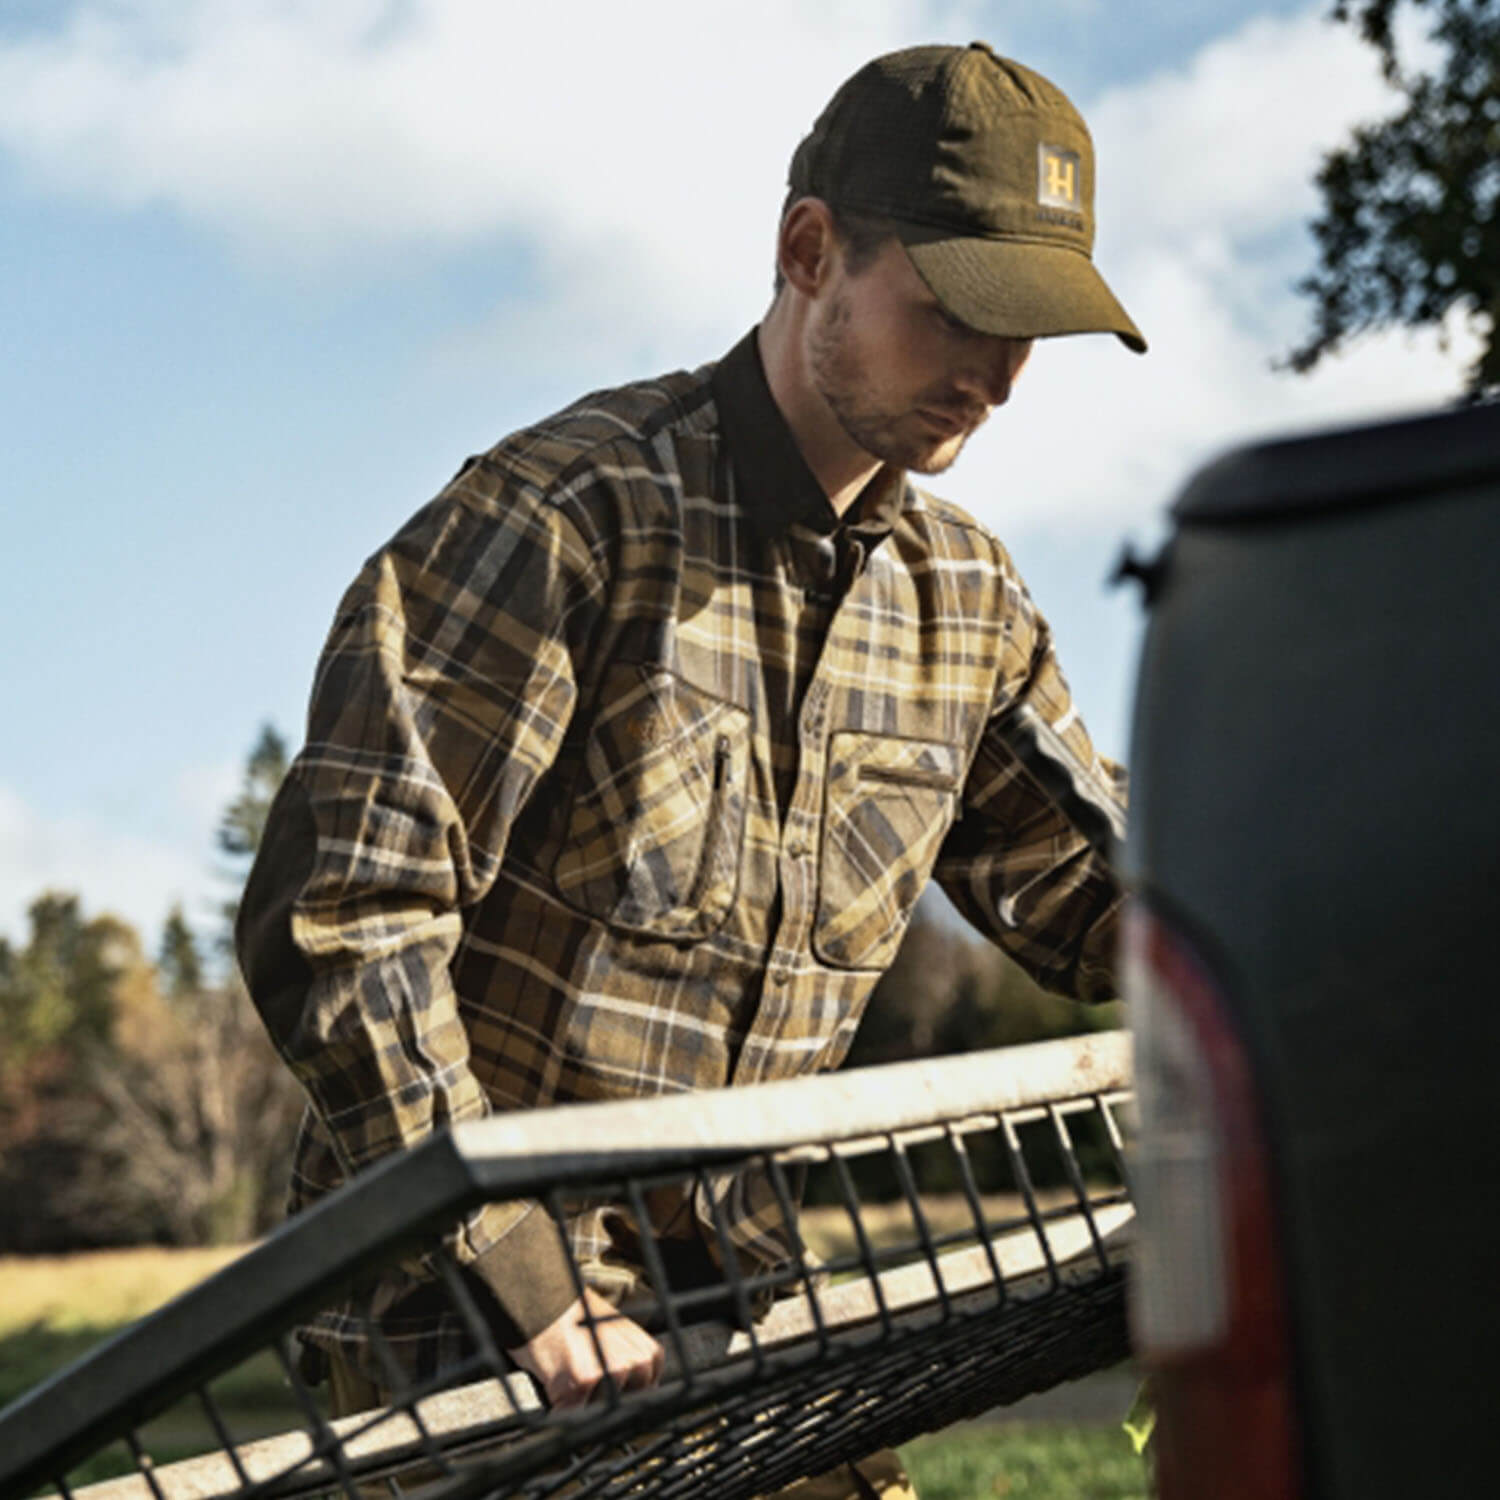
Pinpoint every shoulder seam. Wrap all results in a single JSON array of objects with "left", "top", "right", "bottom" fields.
[
  {"left": 544, "top": 377, "right": 716, "bottom": 502},
  {"left": 469, "top": 375, "right": 715, "bottom": 513}
]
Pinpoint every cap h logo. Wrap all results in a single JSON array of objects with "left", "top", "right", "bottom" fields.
[{"left": 1037, "top": 144, "right": 1080, "bottom": 210}]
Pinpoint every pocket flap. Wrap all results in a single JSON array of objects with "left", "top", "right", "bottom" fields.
[{"left": 814, "top": 733, "right": 961, "bottom": 971}]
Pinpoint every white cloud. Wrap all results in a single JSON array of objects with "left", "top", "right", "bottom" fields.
[
  {"left": 0, "top": 2, "right": 1483, "bottom": 943},
  {"left": 0, "top": 2, "right": 978, "bottom": 327},
  {"left": 942, "top": 271, "right": 1481, "bottom": 542},
  {"left": 0, "top": 782, "right": 226, "bottom": 948},
  {"left": 941, "top": 6, "right": 1481, "bottom": 538},
  {"left": 1092, "top": 10, "right": 1391, "bottom": 247},
  {"left": 0, "top": 0, "right": 1481, "bottom": 543},
  {"left": 172, "top": 758, "right": 243, "bottom": 838}
]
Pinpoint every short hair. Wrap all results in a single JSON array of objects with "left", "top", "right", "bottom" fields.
[{"left": 772, "top": 191, "right": 901, "bottom": 295}]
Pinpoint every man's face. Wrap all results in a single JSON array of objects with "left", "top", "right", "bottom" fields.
[{"left": 807, "top": 236, "right": 1034, "bottom": 475}]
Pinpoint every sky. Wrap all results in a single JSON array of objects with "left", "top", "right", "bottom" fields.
[{"left": 0, "top": 0, "right": 1479, "bottom": 950}]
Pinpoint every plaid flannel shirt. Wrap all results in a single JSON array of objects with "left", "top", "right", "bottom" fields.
[{"left": 237, "top": 329, "right": 1126, "bottom": 1383}]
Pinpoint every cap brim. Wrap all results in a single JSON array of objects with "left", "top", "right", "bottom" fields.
[{"left": 900, "top": 228, "right": 1147, "bottom": 354}]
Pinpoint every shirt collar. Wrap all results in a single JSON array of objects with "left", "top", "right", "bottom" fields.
[{"left": 711, "top": 328, "right": 906, "bottom": 547}]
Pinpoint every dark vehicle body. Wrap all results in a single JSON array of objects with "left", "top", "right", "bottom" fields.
[{"left": 1123, "top": 404, "right": 1500, "bottom": 1498}]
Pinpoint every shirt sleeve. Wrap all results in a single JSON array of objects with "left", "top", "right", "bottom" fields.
[
  {"left": 236, "top": 460, "right": 605, "bottom": 1343},
  {"left": 933, "top": 591, "right": 1127, "bottom": 1006}
]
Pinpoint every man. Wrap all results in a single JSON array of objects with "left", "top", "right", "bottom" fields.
[{"left": 238, "top": 40, "right": 1143, "bottom": 1497}]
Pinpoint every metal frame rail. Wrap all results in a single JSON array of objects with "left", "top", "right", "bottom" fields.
[{"left": 0, "top": 1033, "right": 1134, "bottom": 1500}]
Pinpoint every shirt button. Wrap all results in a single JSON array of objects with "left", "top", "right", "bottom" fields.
[
  {"left": 772, "top": 970, "right": 790, "bottom": 987},
  {"left": 787, "top": 840, "right": 809, "bottom": 859}
]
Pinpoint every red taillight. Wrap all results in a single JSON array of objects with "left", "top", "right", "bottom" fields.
[{"left": 1125, "top": 900, "right": 1302, "bottom": 1499}]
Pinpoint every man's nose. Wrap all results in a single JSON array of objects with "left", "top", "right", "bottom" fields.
[{"left": 955, "top": 336, "right": 1034, "bottom": 407}]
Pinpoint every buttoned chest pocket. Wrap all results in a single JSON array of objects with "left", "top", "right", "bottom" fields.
[
  {"left": 554, "top": 665, "right": 750, "bottom": 941},
  {"left": 813, "top": 732, "right": 961, "bottom": 971}
]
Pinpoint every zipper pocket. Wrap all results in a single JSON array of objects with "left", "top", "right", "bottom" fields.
[
  {"left": 857, "top": 763, "right": 957, "bottom": 792},
  {"left": 688, "top": 734, "right": 734, "bottom": 910}
]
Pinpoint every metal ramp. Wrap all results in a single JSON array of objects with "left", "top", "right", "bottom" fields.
[{"left": 0, "top": 1033, "right": 1135, "bottom": 1500}]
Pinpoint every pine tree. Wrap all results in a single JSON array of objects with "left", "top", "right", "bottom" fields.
[
  {"left": 0, "top": 893, "right": 123, "bottom": 1074},
  {"left": 80, "top": 725, "right": 305, "bottom": 1246},
  {"left": 216, "top": 722, "right": 289, "bottom": 940},
  {"left": 158, "top": 905, "right": 204, "bottom": 1001},
  {"left": 217, "top": 723, "right": 289, "bottom": 862},
  {"left": 0, "top": 726, "right": 305, "bottom": 1251}
]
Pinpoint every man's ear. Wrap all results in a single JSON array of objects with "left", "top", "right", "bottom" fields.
[{"left": 777, "top": 198, "right": 839, "bottom": 298}]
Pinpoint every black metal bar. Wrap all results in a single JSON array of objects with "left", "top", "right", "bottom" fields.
[
  {"left": 274, "top": 1334, "right": 360, "bottom": 1499},
  {"left": 196, "top": 1384, "right": 252, "bottom": 1488},
  {"left": 889, "top": 1134, "right": 951, "bottom": 1321},
  {"left": 697, "top": 1169, "right": 763, "bottom": 1374},
  {"left": 828, "top": 1150, "right": 892, "bottom": 1337},
  {"left": 2, "top": 1045, "right": 1135, "bottom": 1500},
  {"left": 946, "top": 1123, "right": 1006, "bottom": 1298},
  {"left": 1048, "top": 1102, "right": 1110, "bottom": 1269},
  {"left": 1099, "top": 1090, "right": 1134, "bottom": 1192},
  {"left": 0, "top": 1132, "right": 485, "bottom": 1499},
  {"left": 124, "top": 1430, "right": 167, "bottom": 1500},
  {"left": 625, "top": 1175, "right": 695, "bottom": 1398},
  {"left": 766, "top": 1152, "right": 828, "bottom": 1355},
  {"left": 434, "top": 1247, "right": 506, "bottom": 1385},
  {"left": 547, "top": 1188, "right": 622, "bottom": 1412},
  {"left": 353, "top": 1295, "right": 454, "bottom": 1480},
  {"left": 1001, "top": 1111, "right": 1060, "bottom": 1290}
]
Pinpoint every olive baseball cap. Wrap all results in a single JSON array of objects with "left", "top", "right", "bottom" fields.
[{"left": 789, "top": 42, "right": 1146, "bottom": 353}]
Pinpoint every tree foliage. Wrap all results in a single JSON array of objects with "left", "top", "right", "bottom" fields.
[
  {"left": 216, "top": 721, "right": 288, "bottom": 944},
  {"left": 1289, "top": 0, "right": 1500, "bottom": 397},
  {"left": 0, "top": 894, "right": 126, "bottom": 1079},
  {"left": 85, "top": 951, "right": 303, "bottom": 1245},
  {"left": 217, "top": 723, "right": 289, "bottom": 863},
  {"left": 158, "top": 905, "right": 204, "bottom": 1000},
  {"left": 845, "top": 895, "right": 1122, "bottom": 1075},
  {"left": 0, "top": 728, "right": 303, "bottom": 1252},
  {"left": 819, "top": 897, "right": 1123, "bottom": 1204},
  {"left": 0, "top": 905, "right": 157, "bottom": 1251},
  {"left": 0, "top": 719, "right": 1122, "bottom": 1246}
]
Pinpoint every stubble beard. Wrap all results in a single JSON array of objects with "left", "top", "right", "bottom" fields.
[{"left": 808, "top": 291, "right": 983, "bottom": 475}]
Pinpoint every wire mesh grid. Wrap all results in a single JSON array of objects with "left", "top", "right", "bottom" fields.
[{"left": 0, "top": 1034, "right": 1135, "bottom": 1500}]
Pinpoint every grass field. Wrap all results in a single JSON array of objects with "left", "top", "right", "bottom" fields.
[
  {"left": 0, "top": 1244, "right": 1149, "bottom": 1497},
  {"left": 904, "top": 1426, "right": 1148, "bottom": 1499},
  {"left": 1, "top": 1245, "right": 246, "bottom": 1408}
]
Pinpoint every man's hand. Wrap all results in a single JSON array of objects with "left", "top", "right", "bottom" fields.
[{"left": 508, "top": 1288, "right": 664, "bottom": 1410}]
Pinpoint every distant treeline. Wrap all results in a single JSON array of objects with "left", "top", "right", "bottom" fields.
[{"left": 0, "top": 727, "right": 300, "bottom": 1253}]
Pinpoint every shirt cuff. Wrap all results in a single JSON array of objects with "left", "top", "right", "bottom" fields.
[{"left": 468, "top": 1205, "right": 581, "bottom": 1347}]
